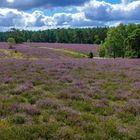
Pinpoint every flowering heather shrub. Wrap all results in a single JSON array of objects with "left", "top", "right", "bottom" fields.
[
  {"left": 4, "top": 76, "right": 14, "bottom": 84},
  {"left": 20, "top": 104, "right": 40, "bottom": 116},
  {"left": 114, "top": 92, "right": 130, "bottom": 101},
  {"left": 36, "top": 98, "right": 61, "bottom": 109},
  {"left": 59, "top": 106, "right": 81, "bottom": 116},
  {"left": 126, "top": 99, "right": 140, "bottom": 116},
  {"left": 61, "top": 75, "right": 74, "bottom": 83},
  {"left": 11, "top": 82, "right": 34, "bottom": 94},
  {"left": 116, "top": 126, "right": 130, "bottom": 134},
  {"left": 57, "top": 92, "right": 91, "bottom": 102},
  {"left": 95, "top": 98, "right": 109, "bottom": 108},
  {"left": 0, "top": 43, "right": 140, "bottom": 139},
  {"left": 133, "top": 81, "right": 140, "bottom": 92},
  {"left": 10, "top": 103, "right": 21, "bottom": 113},
  {"left": 88, "top": 88, "right": 105, "bottom": 99},
  {"left": 15, "top": 44, "right": 71, "bottom": 59},
  {"left": 0, "top": 42, "right": 9, "bottom": 49},
  {"left": 56, "top": 107, "right": 82, "bottom": 125}
]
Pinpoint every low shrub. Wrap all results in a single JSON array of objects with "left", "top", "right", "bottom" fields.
[
  {"left": 10, "top": 114, "right": 25, "bottom": 124},
  {"left": 88, "top": 52, "right": 94, "bottom": 58}
]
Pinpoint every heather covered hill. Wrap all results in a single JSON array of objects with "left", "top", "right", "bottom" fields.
[
  {"left": 0, "top": 43, "right": 140, "bottom": 139},
  {"left": 0, "top": 0, "right": 140, "bottom": 139}
]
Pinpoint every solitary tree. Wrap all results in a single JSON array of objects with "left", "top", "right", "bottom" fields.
[{"left": 7, "top": 37, "right": 16, "bottom": 49}]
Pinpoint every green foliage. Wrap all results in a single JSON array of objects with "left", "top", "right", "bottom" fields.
[
  {"left": 9, "top": 114, "right": 25, "bottom": 124},
  {"left": 99, "top": 24, "right": 140, "bottom": 58},
  {"left": 94, "top": 35, "right": 101, "bottom": 44},
  {"left": 16, "top": 36, "right": 24, "bottom": 44},
  {"left": 7, "top": 37, "right": 16, "bottom": 49},
  {"left": 81, "top": 113, "right": 98, "bottom": 122},
  {"left": 124, "top": 50, "right": 137, "bottom": 58},
  {"left": 103, "top": 25, "right": 126, "bottom": 58},
  {"left": 71, "top": 100, "right": 92, "bottom": 112},
  {"left": 0, "top": 27, "right": 108, "bottom": 44},
  {"left": 125, "top": 28, "right": 140, "bottom": 58},
  {"left": 88, "top": 52, "right": 94, "bottom": 58},
  {"left": 0, "top": 123, "right": 60, "bottom": 140},
  {"left": 117, "top": 112, "right": 135, "bottom": 123},
  {"left": 56, "top": 126, "right": 75, "bottom": 140},
  {"left": 99, "top": 45, "right": 106, "bottom": 57},
  {"left": 9, "top": 28, "right": 25, "bottom": 44},
  {"left": 53, "top": 48, "right": 87, "bottom": 58}
]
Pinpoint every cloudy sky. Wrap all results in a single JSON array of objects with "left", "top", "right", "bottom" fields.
[{"left": 0, "top": 0, "right": 140, "bottom": 31}]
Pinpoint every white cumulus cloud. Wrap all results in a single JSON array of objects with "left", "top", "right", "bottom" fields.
[{"left": 0, "top": 0, "right": 140, "bottom": 30}]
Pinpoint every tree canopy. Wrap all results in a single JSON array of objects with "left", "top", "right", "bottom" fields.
[
  {"left": 125, "top": 28, "right": 140, "bottom": 58},
  {"left": 0, "top": 28, "right": 108, "bottom": 44},
  {"left": 99, "top": 24, "right": 140, "bottom": 58},
  {"left": 7, "top": 37, "right": 16, "bottom": 49}
]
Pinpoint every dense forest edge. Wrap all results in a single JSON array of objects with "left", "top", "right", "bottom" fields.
[
  {"left": 0, "top": 28, "right": 108, "bottom": 44},
  {"left": 0, "top": 24, "right": 140, "bottom": 58},
  {"left": 99, "top": 24, "right": 140, "bottom": 58}
]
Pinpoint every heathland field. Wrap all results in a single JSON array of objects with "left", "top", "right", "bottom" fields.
[{"left": 0, "top": 42, "right": 140, "bottom": 140}]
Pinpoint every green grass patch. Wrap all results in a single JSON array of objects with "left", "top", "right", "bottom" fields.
[
  {"left": 46, "top": 47, "right": 88, "bottom": 58},
  {"left": 70, "top": 100, "right": 92, "bottom": 112}
]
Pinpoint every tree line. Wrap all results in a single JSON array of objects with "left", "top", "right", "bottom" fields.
[
  {"left": 1, "top": 24, "right": 139, "bottom": 58},
  {"left": 99, "top": 24, "right": 140, "bottom": 58},
  {"left": 0, "top": 28, "right": 108, "bottom": 44}
]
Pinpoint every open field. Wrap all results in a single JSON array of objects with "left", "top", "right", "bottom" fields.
[
  {"left": 0, "top": 43, "right": 140, "bottom": 140},
  {"left": 30, "top": 43, "right": 99, "bottom": 55}
]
